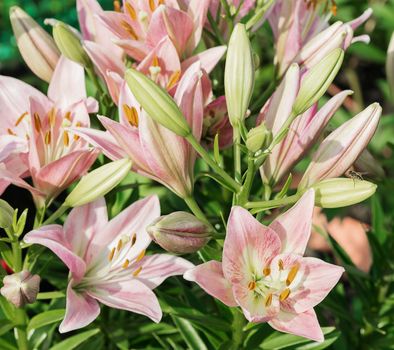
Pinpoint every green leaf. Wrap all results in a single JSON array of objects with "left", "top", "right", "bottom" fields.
[
  {"left": 0, "top": 242, "right": 13, "bottom": 268},
  {"left": 371, "top": 195, "right": 387, "bottom": 243},
  {"left": 36, "top": 291, "right": 65, "bottom": 300},
  {"left": 27, "top": 309, "right": 65, "bottom": 332},
  {"left": 0, "top": 319, "right": 14, "bottom": 336},
  {"left": 0, "top": 296, "right": 15, "bottom": 320},
  {"left": 172, "top": 316, "right": 208, "bottom": 350},
  {"left": 260, "top": 327, "right": 336, "bottom": 349},
  {"left": 50, "top": 328, "right": 100, "bottom": 350},
  {"left": 0, "top": 337, "right": 17, "bottom": 350},
  {"left": 213, "top": 133, "right": 222, "bottom": 167}
]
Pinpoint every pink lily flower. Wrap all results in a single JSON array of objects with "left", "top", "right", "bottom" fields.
[
  {"left": 299, "top": 103, "right": 382, "bottom": 189},
  {"left": 269, "top": 1, "right": 372, "bottom": 75},
  {"left": 24, "top": 196, "right": 193, "bottom": 332},
  {"left": 73, "top": 62, "right": 206, "bottom": 198},
  {"left": 96, "top": 0, "right": 210, "bottom": 61},
  {"left": 257, "top": 64, "right": 353, "bottom": 186},
  {"left": 184, "top": 190, "right": 344, "bottom": 342},
  {"left": 0, "top": 56, "right": 99, "bottom": 205}
]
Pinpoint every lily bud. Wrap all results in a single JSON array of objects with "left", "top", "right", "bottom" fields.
[
  {"left": 386, "top": 32, "right": 394, "bottom": 98},
  {"left": 246, "top": 123, "right": 272, "bottom": 153},
  {"left": 312, "top": 178, "right": 377, "bottom": 208},
  {"left": 147, "top": 212, "right": 213, "bottom": 254},
  {"left": 65, "top": 159, "right": 132, "bottom": 207},
  {"left": 0, "top": 200, "right": 14, "bottom": 229},
  {"left": 9, "top": 6, "right": 60, "bottom": 83},
  {"left": 1, "top": 271, "right": 40, "bottom": 308},
  {"left": 293, "top": 48, "right": 344, "bottom": 116},
  {"left": 225, "top": 23, "right": 255, "bottom": 127},
  {"left": 53, "top": 22, "right": 91, "bottom": 68},
  {"left": 125, "top": 69, "right": 191, "bottom": 137}
]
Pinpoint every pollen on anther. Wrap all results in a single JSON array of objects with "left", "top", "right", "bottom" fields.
[
  {"left": 49, "top": 108, "right": 56, "bottom": 127},
  {"left": 248, "top": 281, "right": 256, "bottom": 290},
  {"left": 45, "top": 131, "right": 51, "bottom": 145},
  {"left": 122, "top": 259, "right": 130, "bottom": 268},
  {"left": 15, "top": 112, "right": 28, "bottom": 126},
  {"left": 125, "top": 2, "right": 137, "bottom": 20},
  {"left": 123, "top": 104, "right": 139, "bottom": 127},
  {"left": 131, "top": 233, "right": 137, "bottom": 246},
  {"left": 263, "top": 267, "right": 271, "bottom": 276},
  {"left": 7, "top": 128, "right": 16, "bottom": 136},
  {"left": 265, "top": 293, "right": 273, "bottom": 307},
  {"left": 113, "top": 0, "right": 121, "bottom": 12},
  {"left": 136, "top": 249, "right": 145, "bottom": 262},
  {"left": 33, "top": 113, "right": 41, "bottom": 132},
  {"left": 148, "top": 0, "right": 156, "bottom": 12},
  {"left": 108, "top": 247, "right": 116, "bottom": 261},
  {"left": 152, "top": 55, "right": 159, "bottom": 67},
  {"left": 166, "top": 70, "right": 181, "bottom": 90},
  {"left": 120, "top": 20, "right": 139, "bottom": 40},
  {"left": 278, "top": 259, "right": 284, "bottom": 271},
  {"left": 133, "top": 266, "right": 143, "bottom": 276},
  {"left": 286, "top": 264, "right": 299, "bottom": 286},
  {"left": 63, "top": 131, "right": 70, "bottom": 147},
  {"left": 279, "top": 288, "right": 291, "bottom": 301},
  {"left": 117, "top": 239, "right": 123, "bottom": 252}
]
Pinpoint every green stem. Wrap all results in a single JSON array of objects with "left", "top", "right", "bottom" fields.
[
  {"left": 33, "top": 205, "right": 46, "bottom": 229},
  {"left": 230, "top": 309, "right": 246, "bottom": 350},
  {"left": 207, "top": 11, "right": 226, "bottom": 45},
  {"left": 245, "top": 192, "right": 302, "bottom": 213},
  {"left": 186, "top": 134, "right": 241, "bottom": 193},
  {"left": 233, "top": 128, "right": 242, "bottom": 183},
  {"left": 245, "top": 0, "right": 275, "bottom": 30},
  {"left": 184, "top": 196, "right": 209, "bottom": 225},
  {"left": 220, "top": 0, "right": 234, "bottom": 32},
  {"left": 42, "top": 205, "right": 69, "bottom": 225},
  {"left": 237, "top": 155, "right": 255, "bottom": 205},
  {"left": 86, "top": 66, "right": 104, "bottom": 96}
]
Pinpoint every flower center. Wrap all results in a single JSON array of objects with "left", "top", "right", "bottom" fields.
[{"left": 248, "top": 259, "right": 301, "bottom": 307}]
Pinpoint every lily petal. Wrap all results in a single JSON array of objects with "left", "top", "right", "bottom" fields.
[
  {"left": 59, "top": 282, "right": 100, "bottom": 333},
  {"left": 24, "top": 225, "right": 87, "bottom": 281},
  {"left": 184, "top": 261, "right": 237, "bottom": 307},
  {"left": 269, "top": 309, "right": 324, "bottom": 342},
  {"left": 270, "top": 189, "right": 314, "bottom": 255},
  {"left": 88, "top": 279, "right": 162, "bottom": 323}
]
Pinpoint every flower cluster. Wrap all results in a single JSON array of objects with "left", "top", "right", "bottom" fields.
[{"left": 0, "top": 0, "right": 385, "bottom": 348}]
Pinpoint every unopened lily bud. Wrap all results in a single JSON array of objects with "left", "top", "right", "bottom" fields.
[
  {"left": 147, "top": 212, "right": 213, "bottom": 254},
  {"left": 1, "top": 270, "right": 40, "bottom": 308},
  {"left": 293, "top": 48, "right": 344, "bottom": 116},
  {"left": 9, "top": 6, "right": 60, "bottom": 82},
  {"left": 125, "top": 69, "right": 191, "bottom": 137},
  {"left": 246, "top": 123, "right": 272, "bottom": 153},
  {"left": 65, "top": 158, "right": 132, "bottom": 207},
  {"left": 225, "top": 24, "right": 255, "bottom": 127},
  {"left": 0, "top": 200, "right": 14, "bottom": 229},
  {"left": 386, "top": 32, "right": 394, "bottom": 98},
  {"left": 312, "top": 178, "right": 377, "bottom": 208},
  {"left": 53, "top": 22, "right": 91, "bottom": 68}
]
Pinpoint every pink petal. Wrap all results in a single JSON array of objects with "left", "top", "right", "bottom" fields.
[
  {"left": 48, "top": 56, "right": 86, "bottom": 109},
  {"left": 184, "top": 261, "right": 237, "bottom": 307},
  {"left": 64, "top": 198, "right": 108, "bottom": 266},
  {"left": 0, "top": 75, "right": 48, "bottom": 131},
  {"left": 269, "top": 309, "right": 324, "bottom": 342},
  {"left": 24, "top": 225, "right": 87, "bottom": 281},
  {"left": 223, "top": 206, "right": 282, "bottom": 284},
  {"left": 77, "top": 0, "right": 103, "bottom": 41},
  {"left": 97, "top": 116, "right": 151, "bottom": 173},
  {"left": 136, "top": 254, "right": 194, "bottom": 289},
  {"left": 113, "top": 38, "right": 150, "bottom": 62},
  {"left": 33, "top": 149, "right": 99, "bottom": 199},
  {"left": 147, "top": 6, "right": 194, "bottom": 56},
  {"left": 186, "top": 0, "right": 211, "bottom": 54},
  {"left": 71, "top": 125, "right": 126, "bottom": 160},
  {"left": 88, "top": 279, "right": 162, "bottom": 322},
  {"left": 59, "top": 282, "right": 100, "bottom": 333},
  {"left": 347, "top": 8, "right": 372, "bottom": 31},
  {"left": 270, "top": 189, "right": 315, "bottom": 255},
  {"left": 181, "top": 46, "right": 226, "bottom": 74}
]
